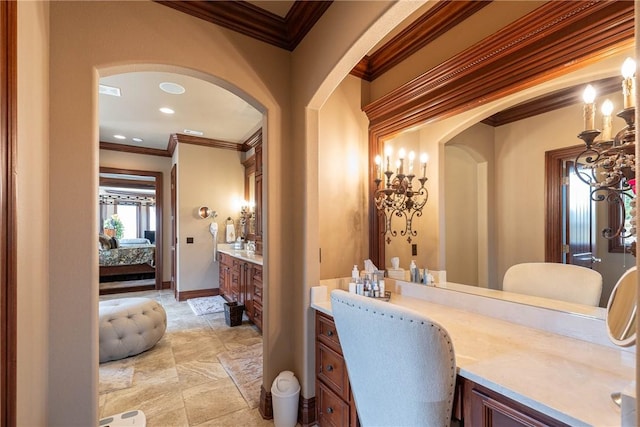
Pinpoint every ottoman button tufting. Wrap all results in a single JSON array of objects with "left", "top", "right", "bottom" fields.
[{"left": 99, "top": 297, "right": 167, "bottom": 363}]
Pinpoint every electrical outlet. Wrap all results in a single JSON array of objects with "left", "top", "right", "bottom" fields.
[
  {"left": 186, "top": 237, "right": 194, "bottom": 244},
  {"left": 412, "top": 244, "right": 417, "bottom": 256}
]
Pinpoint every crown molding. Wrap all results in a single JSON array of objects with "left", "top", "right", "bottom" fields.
[
  {"left": 241, "top": 129, "right": 262, "bottom": 152},
  {"left": 363, "top": 0, "right": 634, "bottom": 134},
  {"left": 352, "top": 1, "right": 491, "bottom": 82},
  {"left": 100, "top": 141, "right": 173, "bottom": 158},
  {"left": 154, "top": 0, "right": 332, "bottom": 51},
  {"left": 481, "top": 76, "right": 621, "bottom": 127},
  {"left": 171, "top": 133, "right": 244, "bottom": 152}
]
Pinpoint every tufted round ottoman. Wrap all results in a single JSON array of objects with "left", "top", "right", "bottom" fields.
[{"left": 99, "top": 297, "right": 167, "bottom": 363}]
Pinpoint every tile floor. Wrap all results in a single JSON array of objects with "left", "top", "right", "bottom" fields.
[{"left": 99, "top": 290, "right": 274, "bottom": 427}]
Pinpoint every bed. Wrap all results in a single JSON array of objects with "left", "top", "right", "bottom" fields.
[{"left": 99, "top": 238, "right": 156, "bottom": 279}]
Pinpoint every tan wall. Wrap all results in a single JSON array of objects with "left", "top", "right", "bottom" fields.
[
  {"left": 17, "top": 1, "right": 50, "bottom": 424},
  {"left": 176, "top": 143, "right": 245, "bottom": 292},
  {"left": 47, "top": 1, "right": 289, "bottom": 423},
  {"left": 318, "top": 75, "right": 370, "bottom": 280},
  {"left": 99, "top": 150, "right": 172, "bottom": 282}
]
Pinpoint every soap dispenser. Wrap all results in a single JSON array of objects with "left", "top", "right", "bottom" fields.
[
  {"left": 409, "top": 260, "right": 418, "bottom": 282},
  {"left": 352, "top": 265, "right": 359, "bottom": 281}
]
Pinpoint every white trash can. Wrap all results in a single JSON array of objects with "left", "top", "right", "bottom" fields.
[{"left": 271, "top": 371, "right": 300, "bottom": 427}]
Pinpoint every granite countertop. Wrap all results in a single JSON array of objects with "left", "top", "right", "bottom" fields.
[
  {"left": 217, "top": 245, "right": 263, "bottom": 265},
  {"left": 311, "top": 281, "right": 634, "bottom": 426}
]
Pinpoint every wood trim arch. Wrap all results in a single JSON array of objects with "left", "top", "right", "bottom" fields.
[{"left": 366, "top": 0, "right": 634, "bottom": 268}]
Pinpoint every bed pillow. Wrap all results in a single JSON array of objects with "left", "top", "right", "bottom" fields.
[{"left": 98, "top": 234, "right": 112, "bottom": 250}]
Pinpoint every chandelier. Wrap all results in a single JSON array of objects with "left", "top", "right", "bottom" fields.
[
  {"left": 373, "top": 147, "right": 429, "bottom": 243},
  {"left": 575, "top": 57, "right": 636, "bottom": 255}
]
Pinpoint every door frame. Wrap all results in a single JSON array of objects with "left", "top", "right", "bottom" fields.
[
  {"left": 545, "top": 144, "right": 591, "bottom": 262},
  {"left": 99, "top": 166, "right": 164, "bottom": 290},
  {"left": 1, "top": 0, "right": 17, "bottom": 424}
]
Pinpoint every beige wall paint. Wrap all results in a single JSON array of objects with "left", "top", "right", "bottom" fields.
[
  {"left": 48, "top": 1, "right": 289, "bottom": 423},
  {"left": 17, "top": 1, "right": 50, "bottom": 424},
  {"left": 99, "top": 150, "right": 172, "bottom": 282},
  {"left": 318, "top": 75, "right": 370, "bottom": 280},
  {"left": 176, "top": 143, "right": 245, "bottom": 292}
]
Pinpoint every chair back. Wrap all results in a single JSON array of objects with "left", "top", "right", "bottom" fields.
[
  {"left": 502, "top": 262, "right": 602, "bottom": 306},
  {"left": 330, "top": 290, "right": 456, "bottom": 427}
]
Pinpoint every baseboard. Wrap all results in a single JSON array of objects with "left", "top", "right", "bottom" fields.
[
  {"left": 299, "top": 395, "right": 316, "bottom": 427},
  {"left": 162, "top": 281, "right": 171, "bottom": 289},
  {"left": 176, "top": 288, "right": 219, "bottom": 301},
  {"left": 259, "top": 385, "right": 273, "bottom": 419}
]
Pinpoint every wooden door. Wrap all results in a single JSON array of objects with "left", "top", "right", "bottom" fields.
[
  {"left": 565, "top": 160, "right": 595, "bottom": 268},
  {"left": 171, "top": 164, "right": 177, "bottom": 294}
]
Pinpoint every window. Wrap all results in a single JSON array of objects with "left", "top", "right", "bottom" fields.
[
  {"left": 149, "top": 206, "right": 156, "bottom": 231},
  {"left": 117, "top": 205, "right": 138, "bottom": 239}
]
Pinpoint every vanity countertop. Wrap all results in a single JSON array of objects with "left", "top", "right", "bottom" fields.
[
  {"left": 217, "top": 246, "right": 263, "bottom": 265},
  {"left": 311, "top": 282, "right": 634, "bottom": 427}
]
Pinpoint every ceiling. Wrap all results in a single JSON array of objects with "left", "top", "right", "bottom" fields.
[{"left": 100, "top": 0, "right": 563, "bottom": 154}]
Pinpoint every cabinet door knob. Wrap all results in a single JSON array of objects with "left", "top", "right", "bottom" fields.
[
  {"left": 327, "top": 330, "right": 334, "bottom": 337},
  {"left": 326, "top": 407, "right": 334, "bottom": 414},
  {"left": 326, "top": 364, "right": 333, "bottom": 372}
]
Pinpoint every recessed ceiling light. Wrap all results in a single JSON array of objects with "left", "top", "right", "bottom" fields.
[
  {"left": 159, "top": 107, "right": 175, "bottom": 114},
  {"left": 113, "top": 135, "right": 126, "bottom": 140},
  {"left": 183, "top": 129, "right": 204, "bottom": 136},
  {"left": 132, "top": 137, "right": 143, "bottom": 143},
  {"left": 159, "top": 82, "right": 186, "bottom": 95},
  {"left": 99, "top": 84, "right": 121, "bottom": 97}
]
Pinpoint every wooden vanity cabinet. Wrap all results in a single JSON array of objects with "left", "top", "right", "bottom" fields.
[
  {"left": 315, "top": 312, "right": 359, "bottom": 427},
  {"left": 218, "top": 251, "right": 262, "bottom": 332},
  {"left": 314, "top": 311, "right": 567, "bottom": 427},
  {"left": 462, "top": 378, "right": 569, "bottom": 427}
]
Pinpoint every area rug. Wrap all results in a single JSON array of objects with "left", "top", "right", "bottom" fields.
[
  {"left": 187, "top": 295, "right": 226, "bottom": 316},
  {"left": 99, "top": 363, "right": 134, "bottom": 394},
  {"left": 217, "top": 342, "right": 262, "bottom": 409}
]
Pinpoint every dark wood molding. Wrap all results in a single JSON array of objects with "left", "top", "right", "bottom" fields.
[
  {"left": 0, "top": 1, "right": 17, "bottom": 424},
  {"left": 162, "top": 280, "right": 171, "bottom": 290},
  {"left": 353, "top": 1, "right": 491, "bottom": 82},
  {"left": 259, "top": 385, "right": 273, "bottom": 419},
  {"left": 99, "top": 176, "right": 156, "bottom": 190},
  {"left": 545, "top": 145, "right": 585, "bottom": 263},
  {"left": 171, "top": 133, "right": 244, "bottom": 152},
  {"left": 482, "top": 76, "right": 621, "bottom": 127},
  {"left": 363, "top": 1, "right": 633, "bottom": 132},
  {"left": 241, "top": 129, "right": 262, "bottom": 152},
  {"left": 100, "top": 141, "right": 172, "bottom": 158},
  {"left": 299, "top": 395, "right": 316, "bottom": 427},
  {"left": 167, "top": 134, "right": 178, "bottom": 157},
  {"left": 367, "top": 1, "right": 634, "bottom": 269},
  {"left": 100, "top": 283, "right": 156, "bottom": 296},
  {"left": 175, "top": 287, "right": 219, "bottom": 302},
  {"left": 99, "top": 167, "right": 164, "bottom": 292},
  {"left": 154, "top": 1, "right": 332, "bottom": 51}
]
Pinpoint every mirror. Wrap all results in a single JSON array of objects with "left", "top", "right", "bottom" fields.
[
  {"left": 606, "top": 266, "right": 637, "bottom": 347},
  {"left": 198, "top": 206, "right": 215, "bottom": 219}
]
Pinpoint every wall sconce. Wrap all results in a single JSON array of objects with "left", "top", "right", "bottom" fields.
[
  {"left": 373, "top": 146, "right": 429, "bottom": 243},
  {"left": 198, "top": 206, "right": 217, "bottom": 219},
  {"left": 576, "top": 57, "right": 636, "bottom": 255}
]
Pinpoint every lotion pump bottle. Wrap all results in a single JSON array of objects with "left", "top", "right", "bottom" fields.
[
  {"left": 409, "top": 260, "right": 417, "bottom": 282},
  {"left": 352, "top": 265, "right": 359, "bottom": 281}
]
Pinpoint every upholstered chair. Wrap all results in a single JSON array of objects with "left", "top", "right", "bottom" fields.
[
  {"left": 502, "top": 262, "right": 602, "bottom": 306},
  {"left": 330, "top": 289, "right": 456, "bottom": 427}
]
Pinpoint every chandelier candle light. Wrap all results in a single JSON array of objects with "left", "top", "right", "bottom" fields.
[
  {"left": 374, "top": 146, "right": 429, "bottom": 243},
  {"left": 576, "top": 57, "right": 637, "bottom": 255}
]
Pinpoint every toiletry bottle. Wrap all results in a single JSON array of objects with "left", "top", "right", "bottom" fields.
[
  {"left": 373, "top": 282, "right": 380, "bottom": 298},
  {"left": 352, "top": 265, "right": 359, "bottom": 281},
  {"left": 409, "top": 260, "right": 417, "bottom": 282}
]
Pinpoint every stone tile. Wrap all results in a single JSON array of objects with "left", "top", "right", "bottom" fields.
[
  {"left": 102, "top": 381, "right": 183, "bottom": 421},
  {"left": 176, "top": 360, "right": 229, "bottom": 389},
  {"left": 193, "top": 407, "right": 274, "bottom": 427},
  {"left": 146, "top": 406, "right": 190, "bottom": 427},
  {"left": 182, "top": 378, "right": 248, "bottom": 426}
]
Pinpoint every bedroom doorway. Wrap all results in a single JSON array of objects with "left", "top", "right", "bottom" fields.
[{"left": 99, "top": 166, "right": 164, "bottom": 294}]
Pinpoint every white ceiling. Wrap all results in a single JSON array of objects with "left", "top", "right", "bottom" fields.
[{"left": 99, "top": 71, "right": 264, "bottom": 151}]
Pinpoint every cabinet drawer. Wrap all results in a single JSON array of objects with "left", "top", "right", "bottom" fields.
[
  {"left": 317, "top": 380, "right": 349, "bottom": 427},
  {"left": 253, "top": 302, "right": 262, "bottom": 330},
  {"left": 316, "top": 313, "right": 341, "bottom": 354},
  {"left": 317, "top": 342, "right": 349, "bottom": 401}
]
